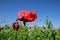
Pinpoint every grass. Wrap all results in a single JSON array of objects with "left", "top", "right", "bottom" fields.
[
  {"left": 0, "top": 25, "right": 60, "bottom": 40},
  {"left": 0, "top": 17, "right": 60, "bottom": 40}
]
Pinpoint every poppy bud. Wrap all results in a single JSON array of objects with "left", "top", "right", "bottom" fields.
[
  {"left": 13, "top": 22, "right": 19, "bottom": 30},
  {"left": 0, "top": 28, "right": 3, "bottom": 30}
]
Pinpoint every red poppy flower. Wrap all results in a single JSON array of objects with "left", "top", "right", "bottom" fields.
[
  {"left": 17, "top": 10, "right": 37, "bottom": 22},
  {"left": 13, "top": 22, "right": 19, "bottom": 30}
]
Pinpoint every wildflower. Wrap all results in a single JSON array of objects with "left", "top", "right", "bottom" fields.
[
  {"left": 13, "top": 22, "right": 19, "bottom": 30},
  {"left": 17, "top": 10, "right": 37, "bottom": 26},
  {"left": 0, "top": 28, "right": 3, "bottom": 30}
]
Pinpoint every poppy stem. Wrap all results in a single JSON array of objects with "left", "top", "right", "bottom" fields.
[{"left": 23, "top": 20, "right": 26, "bottom": 26}]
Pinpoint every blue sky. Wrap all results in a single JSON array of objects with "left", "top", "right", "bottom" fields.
[{"left": 0, "top": 0, "right": 60, "bottom": 27}]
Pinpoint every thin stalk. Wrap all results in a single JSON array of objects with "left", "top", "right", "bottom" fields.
[{"left": 23, "top": 20, "right": 26, "bottom": 26}]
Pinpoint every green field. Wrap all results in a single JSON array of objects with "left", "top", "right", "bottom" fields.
[
  {"left": 0, "top": 17, "right": 60, "bottom": 40},
  {"left": 0, "top": 25, "right": 60, "bottom": 40}
]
